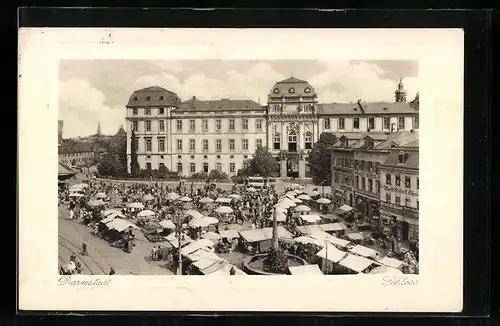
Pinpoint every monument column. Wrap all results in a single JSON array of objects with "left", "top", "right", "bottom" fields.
[
  {"left": 280, "top": 159, "right": 287, "bottom": 179},
  {"left": 298, "top": 159, "right": 306, "bottom": 180}
]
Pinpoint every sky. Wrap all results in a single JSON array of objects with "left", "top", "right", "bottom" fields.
[{"left": 59, "top": 60, "right": 419, "bottom": 138}]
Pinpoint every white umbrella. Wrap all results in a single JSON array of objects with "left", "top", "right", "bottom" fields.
[
  {"left": 293, "top": 198, "right": 302, "bottom": 203},
  {"left": 94, "top": 192, "right": 107, "bottom": 199},
  {"left": 285, "top": 191, "right": 296, "bottom": 197},
  {"left": 297, "top": 194, "right": 311, "bottom": 200},
  {"left": 215, "top": 206, "right": 233, "bottom": 214},
  {"left": 88, "top": 199, "right": 105, "bottom": 207},
  {"left": 228, "top": 194, "right": 241, "bottom": 199},
  {"left": 279, "top": 197, "right": 296, "bottom": 207},
  {"left": 300, "top": 214, "right": 322, "bottom": 223},
  {"left": 247, "top": 187, "right": 256, "bottom": 192},
  {"left": 274, "top": 202, "right": 289, "bottom": 209},
  {"left": 189, "top": 217, "right": 211, "bottom": 228},
  {"left": 268, "top": 211, "right": 286, "bottom": 222},
  {"left": 274, "top": 206, "right": 287, "bottom": 213},
  {"left": 73, "top": 183, "right": 89, "bottom": 188},
  {"left": 199, "top": 197, "right": 214, "bottom": 204},
  {"left": 316, "top": 198, "right": 331, "bottom": 204},
  {"left": 68, "top": 193, "right": 84, "bottom": 197},
  {"left": 179, "top": 196, "right": 192, "bottom": 202},
  {"left": 142, "top": 194, "right": 154, "bottom": 201},
  {"left": 128, "top": 202, "right": 145, "bottom": 209},
  {"left": 310, "top": 190, "right": 320, "bottom": 196},
  {"left": 137, "top": 209, "right": 156, "bottom": 218},
  {"left": 166, "top": 192, "right": 180, "bottom": 200},
  {"left": 201, "top": 231, "right": 221, "bottom": 241},
  {"left": 293, "top": 189, "right": 304, "bottom": 195},
  {"left": 186, "top": 209, "right": 203, "bottom": 219},
  {"left": 103, "top": 209, "right": 121, "bottom": 216},
  {"left": 159, "top": 220, "right": 176, "bottom": 229},
  {"left": 215, "top": 197, "right": 232, "bottom": 203},
  {"left": 295, "top": 205, "right": 311, "bottom": 212},
  {"left": 203, "top": 216, "right": 219, "bottom": 225}
]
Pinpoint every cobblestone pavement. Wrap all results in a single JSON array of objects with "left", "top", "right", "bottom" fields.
[{"left": 59, "top": 206, "right": 174, "bottom": 275}]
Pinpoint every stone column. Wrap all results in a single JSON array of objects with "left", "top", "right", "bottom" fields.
[
  {"left": 267, "top": 119, "right": 272, "bottom": 149},
  {"left": 298, "top": 159, "right": 306, "bottom": 179},
  {"left": 281, "top": 122, "right": 286, "bottom": 150},
  {"left": 298, "top": 121, "right": 304, "bottom": 151},
  {"left": 280, "top": 159, "right": 287, "bottom": 178}
]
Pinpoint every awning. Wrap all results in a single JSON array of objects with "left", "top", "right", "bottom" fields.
[
  {"left": 316, "top": 243, "right": 348, "bottom": 263},
  {"left": 377, "top": 256, "right": 404, "bottom": 269},
  {"left": 239, "top": 226, "right": 293, "bottom": 243},
  {"left": 349, "top": 244, "right": 379, "bottom": 259},
  {"left": 219, "top": 229, "right": 240, "bottom": 239},
  {"left": 180, "top": 239, "right": 214, "bottom": 255},
  {"left": 338, "top": 254, "right": 376, "bottom": 273},
  {"left": 105, "top": 218, "right": 139, "bottom": 232},
  {"left": 319, "top": 222, "right": 348, "bottom": 232},
  {"left": 339, "top": 204, "right": 354, "bottom": 212},
  {"left": 288, "top": 264, "right": 324, "bottom": 275},
  {"left": 346, "top": 232, "right": 364, "bottom": 241}
]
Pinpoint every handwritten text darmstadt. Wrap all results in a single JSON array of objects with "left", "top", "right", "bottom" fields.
[{"left": 58, "top": 276, "right": 112, "bottom": 286}]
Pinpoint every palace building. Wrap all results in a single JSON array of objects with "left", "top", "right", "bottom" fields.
[{"left": 125, "top": 77, "right": 419, "bottom": 179}]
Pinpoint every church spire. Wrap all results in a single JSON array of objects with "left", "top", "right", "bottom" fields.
[
  {"left": 395, "top": 77, "right": 407, "bottom": 102},
  {"left": 97, "top": 122, "right": 101, "bottom": 136}
]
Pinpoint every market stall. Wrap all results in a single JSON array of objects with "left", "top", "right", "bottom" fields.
[
  {"left": 239, "top": 226, "right": 293, "bottom": 253},
  {"left": 348, "top": 244, "right": 380, "bottom": 259},
  {"left": 288, "top": 264, "right": 324, "bottom": 275},
  {"left": 315, "top": 243, "right": 348, "bottom": 274},
  {"left": 337, "top": 254, "right": 378, "bottom": 274}
]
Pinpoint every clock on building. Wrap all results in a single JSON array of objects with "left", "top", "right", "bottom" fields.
[
  {"left": 305, "top": 87, "right": 311, "bottom": 93},
  {"left": 289, "top": 87, "right": 295, "bottom": 94}
]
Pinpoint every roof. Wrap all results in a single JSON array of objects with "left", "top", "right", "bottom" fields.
[
  {"left": 381, "top": 150, "right": 419, "bottom": 170},
  {"left": 58, "top": 162, "right": 78, "bottom": 176},
  {"left": 349, "top": 244, "right": 380, "bottom": 259},
  {"left": 126, "top": 86, "right": 181, "bottom": 107},
  {"left": 400, "top": 139, "right": 419, "bottom": 148},
  {"left": 174, "top": 98, "right": 264, "bottom": 112},
  {"left": 288, "top": 264, "right": 324, "bottom": 275},
  {"left": 338, "top": 254, "right": 376, "bottom": 273},
  {"left": 316, "top": 243, "right": 348, "bottom": 263},
  {"left": 374, "top": 130, "right": 420, "bottom": 150},
  {"left": 239, "top": 226, "right": 293, "bottom": 243},
  {"left": 318, "top": 101, "right": 418, "bottom": 115},
  {"left": 269, "top": 77, "right": 317, "bottom": 98},
  {"left": 58, "top": 142, "right": 94, "bottom": 154},
  {"left": 318, "top": 222, "right": 348, "bottom": 232}
]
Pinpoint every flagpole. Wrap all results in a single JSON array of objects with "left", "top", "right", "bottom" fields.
[{"left": 324, "top": 239, "right": 328, "bottom": 274}]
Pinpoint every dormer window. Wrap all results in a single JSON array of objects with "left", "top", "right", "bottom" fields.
[
  {"left": 134, "top": 97, "right": 138, "bottom": 101},
  {"left": 146, "top": 96, "right": 151, "bottom": 101},
  {"left": 383, "top": 107, "right": 388, "bottom": 111},
  {"left": 289, "top": 88, "right": 295, "bottom": 94},
  {"left": 273, "top": 88, "right": 279, "bottom": 94},
  {"left": 398, "top": 151, "right": 409, "bottom": 164},
  {"left": 305, "top": 87, "right": 311, "bottom": 93},
  {"left": 159, "top": 96, "right": 164, "bottom": 100}
]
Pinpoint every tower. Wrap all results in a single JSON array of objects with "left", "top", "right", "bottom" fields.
[
  {"left": 395, "top": 78, "right": 407, "bottom": 102},
  {"left": 96, "top": 122, "right": 101, "bottom": 136},
  {"left": 58, "top": 120, "right": 64, "bottom": 145}
]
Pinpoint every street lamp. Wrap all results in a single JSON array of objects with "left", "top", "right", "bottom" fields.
[{"left": 172, "top": 202, "right": 186, "bottom": 275}]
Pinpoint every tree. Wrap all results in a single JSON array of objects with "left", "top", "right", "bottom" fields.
[
  {"left": 130, "top": 130, "right": 140, "bottom": 177},
  {"left": 158, "top": 165, "right": 169, "bottom": 179},
  {"left": 208, "top": 169, "right": 229, "bottom": 181},
  {"left": 309, "top": 132, "right": 338, "bottom": 185},
  {"left": 248, "top": 145, "right": 279, "bottom": 177},
  {"left": 97, "top": 153, "right": 121, "bottom": 177}
]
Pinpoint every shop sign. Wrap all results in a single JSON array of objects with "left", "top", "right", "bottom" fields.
[
  {"left": 383, "top": 185, "right": 418, "bottom": 197},
  {"left": 381, "top": 201, "right": 419, "bottom": 215},
  {"left": 355, "top": 188, "right": 380, "bottom": 201},
  {"left": 354, "top": 170, "right": 378, "bottom": 179}
]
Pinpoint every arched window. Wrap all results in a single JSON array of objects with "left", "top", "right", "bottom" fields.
[
  {"left": 304, "top": 132, "right": 312, "bottom": 149},
  {"left": 273, "top": 133, "right": 281, "bottom": 150},
  {"left": 288, "top": 131, "right": 297, "bottom": 152}
]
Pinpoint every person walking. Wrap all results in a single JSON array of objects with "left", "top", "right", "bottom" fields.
[{"left": 81, "top": 242, "right": 87, "bottom": 256}]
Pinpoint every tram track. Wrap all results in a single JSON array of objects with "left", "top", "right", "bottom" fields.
[{"left": 58, "top": 235, "right": 108, "bottom": 275}]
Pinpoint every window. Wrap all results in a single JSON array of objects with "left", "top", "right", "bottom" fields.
[
  {"left": 395, "top": 174, "right": 401, "bottom": 186},
  {"left": 229, "top": 139, "right": 235, "bottom": 151},
  {"left": 177, "top": 162, "right": 183, "bottom": 173},
  {"left": 338, "top": 118, "right": 345, "bottom": 130},
  {"left": 395, "top": 196, "right": 401, "bottom": 206},
  {"left": 353, "top": 118, "right": 360, "bottom": 129},
  {"left": 159, "top": 120, "right": 165, "bottom": 133},
  {"left": 229, "top": 163, "right": 235, "bottom": 173},
  {"left": 158, "top": 138, "right": 165, "bottom": 152},
  {"left": 203, "top": 162, "right": 209, "bottom": 173},
  {"left": 244, "top": 155, "right": 248, "bottom": 160},
  {"left": 145, "top": 138, "right": 152, "bottom": 152},
  {"left": 324, "top": 118, "right": 331, "bottom": 129},
  {"left": 215, "top": 119, "right": 221, "bottom": 131},
  {"left": 305, "top": 133, "right": 312, "bottom": 149},
  {"left": 398, "top": 117, "right": 405, "bottom": 130},
  {"left": 203, "top": 155, "right": 208, "bottom": 159},
  {"left": 386, "top": 173, "right": 392, "bottom": 185},
  {"left": 132, "top": 121, "right": 138, "bottom": 132},
  {"left": 158, "top": 108, "right": 164, "bottom": 115},
  {"left": 242, "top": 139, "right": 249, "bottom": 151},
  {"left": 383, "top": 117, "right": 391, "bottom": 129},
  {"left": 230, "top": 155, "right": 234, "bottom": 159},
  {"left": 159, "top": 163, "right": 165, "bottom": 168},
  {"left": 417, "top": 178, "right": 419, "bottom": 190},
  {"left": 413, "top": 116, "right": 419, "bottom": 129},
  {"left": 334, "top": 173, "right": 339, "bottom": 183},
  {"left": 202, "top": 119, "right": 208, "bottom": 131},
  {"left": 355, "top": 176, "right": 359, "bottom": 189},
  {"left": 242, "top": 119, "right": 248, "bottom": 130},
  {"left": 146, "top": 163, "right": 152, "bottom": 170},
  {"left": 350, "top": 159, "right": 354, "bottom": 168},
  {"left": 368, "top": 117, "right": 375, "bottom": 130},
  {"left": 176, "top": 120, "right": 183, "bottom": 132},
  {"left": 405, "top": 198, "right": 411, "bottom": 207},
  {"left": 368, "top": 179, "right": 373, "bottom": 192},
  {"left": 229, "top": 119, "right": 235, "bottom": 131},
  {"left": 376, "top": 180, "right": 380, "bottom": 194},
  {"left": 178, "top": 155, "right": 182, "bottom": 159},
  {"left": 202, "top": 139, "right": 209, "bottom": 152},
  {"left": 145, "top": 120, "right": 151, "bottom": 132},
  {"left": 386, "top": 194, "right": 391, "bottom": 202},
  {"left": 145, "top": 108, "right": 151, "bottom": 115},
  {"left": 288, "top": 132, "right": 297, "bottom": 152},
  {"left": 190, "top": 163, "right": 196, "bottom": 173},
  {"left": 361, "top": 177, "right": 366, "bottom": 190},
  {"left": 216, "top": 139, "right": 222, "bottom": 152},
  {"left": 256, "top": 139, "right": 262, "bottom": 148},
  {"left": 273, "top": 134, "right": 280, "bottom": 150},
  {"left": 405, "top": 176, "right": 411, "bottom": 188},
  {"left": 132, "top": 108, "right": 138, "bottom": 115},
  {"left": 190, "top": 155, "right": 194, "bottom": 159},
  {"left": 189, "top": 139, "right": 195, "bottom": 152},
  {"left": 256, "top": 119, "right": 262, "bottom": 130},
  {"left": 189, "top": 120, "right": 195, "bottom": 132},
  {"left": 160, "top": 96, "right": 164, "bottom": 101},
  {"left": 216, "top": 163, "right": 222, "bottom": 171},
  {"left": 176, "top": 139, "right": 183, "bottom": 152}
]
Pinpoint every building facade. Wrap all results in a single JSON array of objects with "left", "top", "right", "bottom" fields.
[
  {"left": 125, "top": 78, "right": 419, "bottom": 179},
  {"left": 58, "top": 142, "right": 95, "bottom": 167}
]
